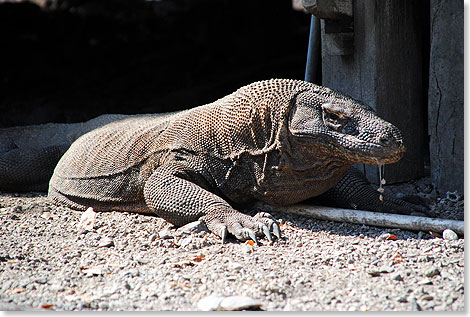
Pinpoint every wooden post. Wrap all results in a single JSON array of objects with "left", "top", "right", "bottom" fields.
[
  {"left": 428, "top": 0, "right": 464, "bottom": 194},
  {"left": 315, "top": 0, "right": 428, "bottom": 184}
]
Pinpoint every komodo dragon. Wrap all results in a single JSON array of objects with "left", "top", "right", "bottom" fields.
[{"left": 0, "top": 79, "right": 428, "bottom": 242}]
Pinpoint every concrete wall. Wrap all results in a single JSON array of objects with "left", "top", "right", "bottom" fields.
[{"left": 428, "top": 0, "right": 464, "bottom": 194}]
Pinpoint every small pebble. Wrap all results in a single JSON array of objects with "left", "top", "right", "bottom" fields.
[
  {"left": 425, "top": 267, "right": 440, "bottom": 278},
  {"left": 197, "top": 295, "right": 262, "bottom": 311},
  {"left": 78, "top": 207, "right": 96, "bottom": 233},
  {"left": 228, "top": 262, "right": 243, "bottom": 271},
  {"left": 134, "top": 256, "right": 149, "bottom": 265},
  {"left": 442, "top": 229, "right": 458, "bottom": 240},
  {"left": 83, "top": 268, "right": 103, "bottom": 277},
  {"left": 377, "top": 233, "right": 391, "bottom": 241},
  {"left": 410, "top": 298, "right": 422, "bottom": 311},
  {"left": 98, "top": 237, "right": 114, "bottom": 248},
  {"left": 180, "top": 237, "right": 193, "bottom": 248},
  {"left": 158, "top": 228, "right": 174, "bottom": 239},
  {"left": 367, "top": 270, "right": 382, "bottom": 277},
  {"left": 418, "top": 278, "right": 433, "bottom": 285},
  {"left": 176, "top": 221, "right": 209, "bottom": 236},
  {"left": 148, "top": 233, "right": 158, "bottom": 243},
  {"left": 391, "top": 273, "right": 403, "bottom": 281}
]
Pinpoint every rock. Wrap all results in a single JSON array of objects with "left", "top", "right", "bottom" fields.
[
  {"left": 367, "top": 270, "right": 382, "bottom": 277},
  {"left": 83, "top": 268, "right": 103, "bottom": 277},
  {"left": 425, "top": 267, "right": 440, "bottom": 278},
  {"left": 158, "top": 228, "right": 174, "bottom": 240},
  {"left": 422, "top": 295, "right": 434, "bottom": 301},
  {"left": 134, "top": 256, "right": 149, "bottom": 265},
  {"left": 418, "top": 278, "right": 433, "bottom": 285},
  {"left": 397, "top": 296, "right": 408, "bottom": 303},
  {"left": 368, "top": 266, "right": 392, "bottom": 277},
  {"left": 197, "top": 295, "right": 224, "bottom": 311},
  {"left": 49, "top": 283, "right": 65, "bottom": 292},
  {"left": 197, "top": 295, "right": 262, "bottom": 311},
  {"left": 219, "top": 296, "right": 262, "bottom": 311},
  {"left": 228, "top": 262, "right": 243, "bottom": 271},
  {"left": 98, "top": 237, "right": 114, "bottom": 248},
  {"left": 391, "top": 273, "right": 403, "bottom": 281},
  {"left": 176, "top": 221, "right": 209, "bottom": 236},
  {"left": 78, "top": 207, "right": 96, "bottom": 233},
  {"left": 446, "top": 191, "right": 461, "bottom": 202},
  {"left": 377, "top": 233, "right": 391, "bottom": 241},
  {"left": 34, "top": 277, "right": 48, "bottom": 284},
  {"left": 442, "top": 229, "right": 458, "bottom": 240},
  {"left": 410, "top": 298, "right": 422, "bottom": 311},
  {"left": 180, "top": 237, "right": 193, "bottom": 248},
  {"left": 148, "top": 233, "right": 158, "bottom": 244}
]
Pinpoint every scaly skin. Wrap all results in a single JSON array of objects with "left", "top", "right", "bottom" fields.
[{"left": 1, "top": 79, "right": 427, "bottom": 242}]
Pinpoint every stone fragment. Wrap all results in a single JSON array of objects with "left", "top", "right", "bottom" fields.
[
  {"left": 98, "top": 237, "right": 114, "bottom": 248},
  {"left": 418, "top": 278, "right": 433, "bottom": 285},
  {"left": 197, "top": 295, "right": 262, "bottom": 311},
  {"left": 442, "top": 229, "right": 458, "bottom": 240},
  {"left": 391, "top": 273, "right": 403, "bottom": 281},
  {"left": 176, "top": 221, "right": 209, "bottom": 236},
  {"left": 158, "top": 228, "right": 173, "bottom": 239},
  {"left": 425, "top": 267, "right": 440, "bottom": 278},
  {"left": 410, "top": 298, "right": 422, "bottom": 311},
  {"left": 180, "top": 237, "right": 193, "bottom": 248},
  {"left": 377, "top": 233, "right": 391, "bottom": 241},
  {"left": 78, "top": 207, "right": 96, "bottom": 233},
  {"left": 83, "top": 268, "right": 103, "bottom": 277}
]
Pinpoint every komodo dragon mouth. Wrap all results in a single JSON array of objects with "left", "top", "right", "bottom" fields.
[{"left": 331, "top": 135, "right": 406, "bottom": 165}]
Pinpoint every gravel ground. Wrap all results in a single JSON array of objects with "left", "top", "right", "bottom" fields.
[{"left": 0, "top": 178, "right": 464, "bottom": 311}]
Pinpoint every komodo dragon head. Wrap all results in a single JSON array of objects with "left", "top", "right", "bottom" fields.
[
  {"left": 286, "top": 84, "right": 405, "bottom": 166},
  {"left": 221, "top": 79, "right": 406, "bottom": 204}
]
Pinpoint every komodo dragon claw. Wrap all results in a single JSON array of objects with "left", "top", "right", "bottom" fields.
[
  {"left": 253, "top": 212, "right": 281, "bottom": 240},
  {"left": 241, "top": 228, "right": 259, "bottom": 245},
  {"left": 221, "top": 225, "right": 229, "bottom": 244},
  {"left": 260, "top": 224, "right": 273, "bottom": 242}
]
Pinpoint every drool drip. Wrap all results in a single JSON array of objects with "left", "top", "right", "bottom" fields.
[{"left": 377, "top": 164, "right": 386, "bottom": 201}]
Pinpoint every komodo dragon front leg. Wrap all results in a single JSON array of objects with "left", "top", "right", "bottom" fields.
[
  {"left": 315, "top": 167, "right": 430, "bottom": 216},
  {"left": 143, "top": 164, "right": 280, "bottom": 243}
]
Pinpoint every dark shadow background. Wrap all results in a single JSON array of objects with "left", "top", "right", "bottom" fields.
[{"left": 0, "top": 0, "right": 311, "bottom": 128}]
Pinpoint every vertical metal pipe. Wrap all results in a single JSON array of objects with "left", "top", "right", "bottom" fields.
[{"left": 304, "top": 14, "right": 320, "bottom": 84}]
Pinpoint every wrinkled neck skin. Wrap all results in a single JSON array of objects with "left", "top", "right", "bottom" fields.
[{"left": 215, "top": 81, "right": 353, "bottom": 206}]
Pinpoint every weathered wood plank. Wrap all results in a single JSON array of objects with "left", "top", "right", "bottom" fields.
[{"left": 258, "top": 203, "right": 464, "bottom": 236}]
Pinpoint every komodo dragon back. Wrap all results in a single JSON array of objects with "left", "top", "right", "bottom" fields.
[{"left": 48, "top": 79, "right": 426, "bottom": 243}]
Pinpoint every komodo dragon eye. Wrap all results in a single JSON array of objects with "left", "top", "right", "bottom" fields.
[
  {"left": 322, "top": 103, "right": 350, "bottom": 132},
  {"left": 326, "top": 112, "right": 340, "bottom": 121}
]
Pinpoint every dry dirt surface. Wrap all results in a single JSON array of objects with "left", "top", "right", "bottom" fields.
[{"left": 0, "top": 180, "right": 464, "bottom": 311}]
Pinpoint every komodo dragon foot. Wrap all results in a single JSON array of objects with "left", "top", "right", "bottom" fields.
[
  {"left": 315, "top": 167, "right": 433, "bottom": 217},
  {"left": 201, "top": 211, "right": 281, "bottom": 244}
]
